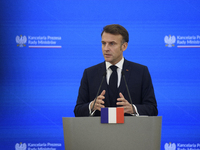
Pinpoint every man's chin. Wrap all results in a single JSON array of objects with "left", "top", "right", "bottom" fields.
[{"left": 104, "top": 59, "right": 112, "bottom": 63}]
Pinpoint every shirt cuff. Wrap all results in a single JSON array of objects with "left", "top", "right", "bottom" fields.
[
  {"left": 131, "top": 105, "right": 139, "bottom": 116},
  {"left": 89, "top": 101, "right": 96, "bottom": 116}
]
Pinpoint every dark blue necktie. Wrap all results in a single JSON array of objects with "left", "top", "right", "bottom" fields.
[{"left": 109, "top": 65, "right": 118, "bottom": 93}]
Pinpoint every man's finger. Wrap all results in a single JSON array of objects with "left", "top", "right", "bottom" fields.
[
  {"left": 97, "top": 99, "right": 105, "bottom": 104},
  {"left": 100, "top": 90, "right": 106, "bottom": 96},
  {"left": 116, "top": 101, "right": 124, "bottom": 106},
  {"left": 117, "top": 97, "right": 125, "bottom": 101},
  {"left": 119, "top": 92, "right": 124, "bottom": 98},
  {"left": 96, "top": 103, "right": 105, "bottom": 111}
]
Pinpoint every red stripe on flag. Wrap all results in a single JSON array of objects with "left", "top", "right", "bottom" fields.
[{"left": 116, "top": 108, "right": 124, "bottom": 123}]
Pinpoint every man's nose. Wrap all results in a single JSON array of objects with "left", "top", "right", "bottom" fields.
[{"left": 103, "top": 43, "right": 110, "bottom": 50}]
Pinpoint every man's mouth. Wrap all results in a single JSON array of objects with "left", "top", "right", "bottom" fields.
[{"left": 104, "top": 54, "right": 111, "bottom": 57}]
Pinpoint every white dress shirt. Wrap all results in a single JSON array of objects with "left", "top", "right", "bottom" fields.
[{"left": 105, "top": 57, "right": 124, "bottom": 88}]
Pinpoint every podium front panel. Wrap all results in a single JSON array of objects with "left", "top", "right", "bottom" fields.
[{"left": 62, "top": 116, "right": 162, "bottom": 150}]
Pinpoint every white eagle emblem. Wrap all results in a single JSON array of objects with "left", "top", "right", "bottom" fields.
[
  {"left": 15, "top": 142, "right": 27, "bottom": 150},
  {"left": 164, "top": 35, "right": 176, "bottom": 47},
  {"left": 16, "top": 35, "right": 27, "bottom": 47},
  {"left": 164, "top": 142, "right": 176, "bottom": 150}
]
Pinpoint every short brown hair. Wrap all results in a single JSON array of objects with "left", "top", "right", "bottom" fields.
[{"left": 101, "top": 24, "right": 129, "bottom": 43}]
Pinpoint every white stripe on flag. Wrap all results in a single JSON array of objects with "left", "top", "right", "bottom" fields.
[{"left": 108, "top": 108, "right": 116, "bottom": 123}]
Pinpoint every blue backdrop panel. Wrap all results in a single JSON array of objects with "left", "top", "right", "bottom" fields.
[{"left": 0, "top": 0, "right": 200, "bottom": 150}]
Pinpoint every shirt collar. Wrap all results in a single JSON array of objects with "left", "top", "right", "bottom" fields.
[{"left": 105, "top": 57, "right": 124, "bottom": 70}]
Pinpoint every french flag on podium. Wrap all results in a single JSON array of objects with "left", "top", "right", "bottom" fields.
[{"left": 101, "top": 107, "right": 124, "bottom": 124}]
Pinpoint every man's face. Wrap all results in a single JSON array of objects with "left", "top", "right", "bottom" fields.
[{"left": 101, "top": 32, "right": 128, "bottom": 65}]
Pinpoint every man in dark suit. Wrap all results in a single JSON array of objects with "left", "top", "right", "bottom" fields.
[{"left": 74, "top": 24, "right": 158, "bottom": 116}]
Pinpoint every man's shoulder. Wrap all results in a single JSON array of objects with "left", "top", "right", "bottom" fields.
[
  {"left": 85, "top": 62, "right": 105, "bottom": 72},
  {"left": 125, "top": 59, "right": 147, "bottom": 69}
]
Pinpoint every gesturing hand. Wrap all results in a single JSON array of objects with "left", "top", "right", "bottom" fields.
[
  {"left": 116, "top": 92, "right": 134, "bottom": 114},
  {"left": 90, "top": 90, "right": 106, "bottom": 111}
]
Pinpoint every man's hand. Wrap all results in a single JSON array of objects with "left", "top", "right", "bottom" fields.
[
  {"left": 116, "top": 92, "right": 134, "bottom": 114},
  {"left": 90, "top": 90, "right": 106, "bottom": 111}
]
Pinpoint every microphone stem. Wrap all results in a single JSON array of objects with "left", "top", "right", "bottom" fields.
[
  {"left": 122, "top": 74, "right": 137, "bottom": 115},
  {"left": 90, "top": 73, "right": 106, "bottom": 117}
]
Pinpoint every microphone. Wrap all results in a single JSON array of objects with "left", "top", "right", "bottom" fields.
[
  {"left": 90, "top": 72, "right": 107, "bottom": 117},
  {"left": 121, "top": 71, "right": 137, "bottom": 116}
]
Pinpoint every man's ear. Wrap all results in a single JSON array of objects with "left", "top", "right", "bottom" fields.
[{"left": 122, "top": 42, "right": 128, "bottom": 52}]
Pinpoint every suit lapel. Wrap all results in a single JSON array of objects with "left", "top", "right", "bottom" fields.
[{"left": 119, "top": 59, "right": 131, "bottom": 95}]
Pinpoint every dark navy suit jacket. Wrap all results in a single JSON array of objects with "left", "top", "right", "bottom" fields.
[{"left": 74, "top": 59, "right": 158, "bottom": 116}]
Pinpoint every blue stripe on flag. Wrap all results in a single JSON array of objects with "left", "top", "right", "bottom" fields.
[{"left": 101, "top": 108, "right": 108, "bottom": 123}]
